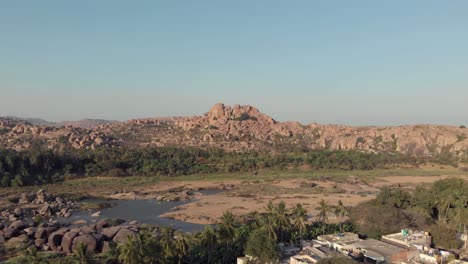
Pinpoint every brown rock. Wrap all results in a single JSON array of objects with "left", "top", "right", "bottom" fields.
[
  {"left": 35, "top": 238, "right": 46, "bottom": 248},
  {"left": 113, "top": 228, "right": 137, "bottom": 243},
  {"left": 96, "top": 219, "right": 111, "bottom": 231},
  {"left": 35, "top": 227, "right": 57, "bottom": 239},
  {"left": 48, "top": 228, "right": 68, "bottom": 249},
  {"left": 6, "top": 234, "right": 29, "bottom": 248},
  {"left": 61, "top": 231, "right": 78, "bottom": 253},
  {"left": 19, "top": 193, "right": 30, "bottom": 204},
  {"left": 101, "top": 241, "right": 112, "bottom": 253},
  {"left": 101, "top": 226, "right": 121, "bottom": 240},
  {"left": 72, "top": 234, "right": 97, "bottom": 253},
  {"left": 9, "top": 220, "right": 25, "bottom": 231},
  {"left": 3, "top": 227, "right": 18, "bottom": 239}
]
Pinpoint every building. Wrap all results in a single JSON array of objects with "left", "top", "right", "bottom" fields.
[
  {"left": 353, "top": 238, "right": 418, "bottom": 264},
  {"left": 237, "top": 256, "right": 250, "bottom": 264},
  {"left": 279, "top": 243, "right": 301, "bottom": 256},
  {"left": 289, "top": 246, "right": 332, "bottom": 264},
  {"left": 290, "top": 255, "right": 318, "bottom": 264},
  {"left": 317, "top": 232, "right": 362, "bottom": 255},
  {"left": 381, "top": 229, "right": 432, "bottom": 252}
]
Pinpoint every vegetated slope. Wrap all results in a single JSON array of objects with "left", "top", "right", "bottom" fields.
[{"left": 0, "top": 103, "right": 467, "bottom": 159}]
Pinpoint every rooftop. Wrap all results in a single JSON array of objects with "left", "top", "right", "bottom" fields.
[
  {"left": 317, "top": 232, "right": 361, "bottom": 244},
  {"left": 354, "top": 239, "right": 405, "bottom": 260},
  {"left": 382, "top": 230, "right": 430, "bottom": 248}
]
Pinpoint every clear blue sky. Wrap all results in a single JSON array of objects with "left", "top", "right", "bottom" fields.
[{"left": 1, "top": 1, "right": 467, "bottom": 125}]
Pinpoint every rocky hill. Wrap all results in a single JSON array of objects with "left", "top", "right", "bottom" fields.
[
  {"left": 2, "top": 117, "right": 118, "bottom": 129},
  {"left": 1, "top": 103, "right": 467, "bottom": 157}
]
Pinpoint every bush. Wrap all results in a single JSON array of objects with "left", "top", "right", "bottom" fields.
[{"left": 429, "top": 224, "right": 462, "bottom": 249}]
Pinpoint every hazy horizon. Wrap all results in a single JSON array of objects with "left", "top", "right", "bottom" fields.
[{"left": 1, "top": 1, "right": 467, "bottom": 126}]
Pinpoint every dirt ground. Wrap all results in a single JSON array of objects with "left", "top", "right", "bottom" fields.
[{"left": 156, "top": 174, "right": 468, "bottom": 225}]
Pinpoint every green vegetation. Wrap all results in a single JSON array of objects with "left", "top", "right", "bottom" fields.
[
  {"left": 349, "top": 178, "right": 468, "bottom": 249},
  {"left": 1, "top": 143, "right": 459, "bottom": 188}
]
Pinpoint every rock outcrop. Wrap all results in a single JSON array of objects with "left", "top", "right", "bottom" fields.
[{"left": 1, "top": 103, "right": 467, "bottom": 156}]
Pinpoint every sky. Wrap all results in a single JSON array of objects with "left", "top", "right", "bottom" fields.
[{"left": 1, "top": 1, "right": 467, "bottom": 126}]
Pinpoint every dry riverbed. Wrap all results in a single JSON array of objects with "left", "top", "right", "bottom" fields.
[{"left": 1, "top": 168, "right": 467, "bottom": 226}]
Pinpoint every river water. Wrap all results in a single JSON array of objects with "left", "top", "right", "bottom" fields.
[{"left": 59, "top": 190, "right": 220, "bottom": 232}]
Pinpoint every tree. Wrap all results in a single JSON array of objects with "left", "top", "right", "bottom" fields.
[
  {"left": 102, "top": 242, "right": 120, "bottom": 264},
  {"left": 245, "top": 228, "right": 279, "bottom": 264},
  {"left": 275, "top": 201, "right": 290, "bottom": 242},
  {"left": 73, "top": 242, "right": 95, "bottom": 264},
  {"left": 317, "top": 199, "right": 333, "bottom": 235},
  {"left": 198, "top": 226, "right": 218, "bottom": 264},
  {"left": 174, "top": 231, "right": 190, "bottom": 264},
  {"left": 245, "top": 211, "right": 263, "bottom": 231},
  {"left": 291, "top": 203, "right": 308, "bottom": 245},
  {"left": 334, "top": 200, "right": 348, "bottom": 233},
  {"left": 263, "top": 214, "right": 278, "bottom": 241},
  {"left": 429, "top": 224, "right": 463, "bottom": 250},
  {"left": 217, "top": 211, "right": 238, "bottom": 244},
  {"left": 118, "top": 235, "right": 145, "bottom": 264},
  {"left": 217, "top": 211, "right": 239, "bottom": 263},
  {"left": 158, "top": 226, "right": 175, "bottom": 260}
]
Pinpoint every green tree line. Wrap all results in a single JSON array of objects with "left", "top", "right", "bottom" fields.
[
  {"left": 0, "top": 145, "right": 451, "bottom": 187},
  {"left": 349, "top": 178, "right": 468, "bottom": 250}
]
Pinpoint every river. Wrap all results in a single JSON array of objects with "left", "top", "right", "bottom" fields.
[{"left": 59, "top": 190, "right": 220, "bottom": 232}]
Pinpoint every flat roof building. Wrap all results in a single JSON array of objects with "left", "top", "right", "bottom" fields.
[
  {"left": 381, "top": 230, "right": 431, "bottom": 251},
  {"left": 317, "top": 232, "right": 362, "bottom": 254},
  {"left": 354, "top": 239, "right": 418, "bottom": 264}
]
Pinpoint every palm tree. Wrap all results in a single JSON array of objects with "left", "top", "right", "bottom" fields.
[
  {"left": 291, "top": 203, "right": 308, "bottom": 245},
  {"left": 117, "top": 235, "right": 144, "bottom": 264},
  {"left": 263, "top": 214, "right": 278, "bottom": 241},
  {"left": 275, "top": 201, "right": 290, "bottom": 242},
  {"left": 199, "top": 226, "right": 218, "bottom": 264},
  {"left": 334, "top": 200, "right": 348, "bottom": 233},
  {"left": 246, "top": 211, "right": 263, "bottom": 230},
  {"left": 317, "top": 199, "right": 332, "bottom": 235},
  {"left": 174, "top": 231, "right": 190, "bottom": 264},
  {"left": 217, "top": 211, "right": 238, "bottom": 244},
  {"left": 158, "top": 226, "right": 175, "bottom": 260},
  {"left": 102, "top": 242, "right": 120, "bottom": 264},
  {"left": 217, "top": 211, "right": 238, "bottom": 263},
  {"left": 73, "top": 242, "right": 95, "bottom": 264},
  {"left": 265, "top": 201, "right": 275, "bottom": 217}
]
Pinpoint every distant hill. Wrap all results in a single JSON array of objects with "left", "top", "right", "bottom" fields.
[
  {"left": 1, "top": 103, "right": 467, "bottom": 158},
  {"left": 1, "top": 116, "right": 117, "bottom": 129},
  {"left": 4, "top": 116, "right": 56, "bottom": 126},
  {"left": 56, "top": 119, "right": 118, "bottom": 129}
]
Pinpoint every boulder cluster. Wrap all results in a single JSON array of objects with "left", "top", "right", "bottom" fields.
[
  {"left": 0, "top": 218, "right": 139, "bottom": 254},
  {"left": 0, "top": 190, "right": 140, "bottom": 254},
  {"left": 1, "top": 190, "right": 75, "bottom": 224}
]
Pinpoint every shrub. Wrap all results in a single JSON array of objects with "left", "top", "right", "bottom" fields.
[{"left": 429, "top": 225, "right": 462, "bottom": 249}]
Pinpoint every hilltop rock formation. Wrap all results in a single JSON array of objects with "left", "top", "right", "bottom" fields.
[{"left": 1, "top": 103, "right": 467, "bottom": 157}]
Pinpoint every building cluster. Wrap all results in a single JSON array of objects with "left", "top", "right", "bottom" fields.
[{"left": 288, "top": 229, "right": 466, "bottom": 264}]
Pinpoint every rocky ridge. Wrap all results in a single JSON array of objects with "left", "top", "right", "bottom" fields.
[{"left": 1, "top": 103, "right": 467, "bottom": 157}]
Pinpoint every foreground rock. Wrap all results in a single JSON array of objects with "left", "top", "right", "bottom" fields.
[
  {"left": 0, "top": 218, "right": 140, "bottom": 254},
  {"left": 0, "top": 190, "right": 141, "bottom": 254}
]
